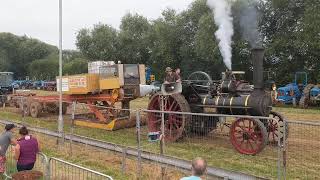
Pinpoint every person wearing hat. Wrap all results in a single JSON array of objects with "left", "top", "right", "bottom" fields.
[
  {"left": 0, "top": 124, "right": 17, "bottom": 175},
  {"left": 164, "top": 67, "right": 181, "bottom": 84}
]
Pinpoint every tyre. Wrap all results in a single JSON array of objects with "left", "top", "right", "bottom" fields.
[
  {"left": 230, "top": 118, "right": 268, "bottom": 155},
  {"left": 30, "top": 102, "right": 42, "bottom": 118}
]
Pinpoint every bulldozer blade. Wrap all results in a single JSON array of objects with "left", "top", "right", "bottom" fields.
[{"left": 73, "top": 114, "right": 146, "bottom": 131}]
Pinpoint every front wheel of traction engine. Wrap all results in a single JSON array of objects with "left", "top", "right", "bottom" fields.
[
  {"left": 147, "top": 93, "right": 191, "bottom": 142},
  {"left": 230, "top": 118, "right": 268, "bottom": 155}
]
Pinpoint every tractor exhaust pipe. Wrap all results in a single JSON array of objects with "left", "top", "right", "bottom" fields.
[{"left": 251, "top": 48, "right": 265, "bottom": 90}]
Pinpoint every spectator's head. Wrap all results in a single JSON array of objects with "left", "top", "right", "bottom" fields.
[
  {"left": 5, "top": 124, "right": 15, "bottom": 132},
  {"left": 165, "top": 67, "right": 173, "bottom": 75},
  {"left": 19, "top": 126, "right": 29, "bottom": 136},
  {"left": 191, "top": 157, "right": 207, "bottom": 177},
  {"left": 175, "top": 68, "right": 181, "bottom": 74}
]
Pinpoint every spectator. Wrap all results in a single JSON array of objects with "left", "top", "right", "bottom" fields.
[
  {"left": 175, "top": 68, "right": 181, "bottom": 80},
  {"left": 14, "top": 126, "right": 39, "bottom": 172},
  {"left": 164, "top": 67, "right": 181, "bottom": 84},
  {"left": 181, "top": 157, "right": 207, "bottom": 180},
  {"left": 0, "top": 124, "right": 16, "bottom": 176}
]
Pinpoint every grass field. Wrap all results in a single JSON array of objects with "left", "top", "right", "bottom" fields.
[{"left": 0, "top": 92, "right": 319, "bottom": 179}]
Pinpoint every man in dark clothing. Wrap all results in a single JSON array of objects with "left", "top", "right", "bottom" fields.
[
  {"left": 164, "top": 67, "right": 181, "bottom": 84},
  {"left": 0, "top": 124, "right": 16, "bottom": 176},
  {"left": 14, "top": 126, "right": 39, "bottom": 172}
]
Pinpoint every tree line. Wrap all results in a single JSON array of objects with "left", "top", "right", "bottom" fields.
[
  {"left": 1, "top": 0, "right": 319, "bottom": 85},
  {"left": 76, "top": 0, "right": 320, "bottom": 85},
  {"left": 0, "top": 33, "right": 87, "bottom": 80}
]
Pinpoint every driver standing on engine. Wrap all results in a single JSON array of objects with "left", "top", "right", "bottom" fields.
[{"left": 164, "top": 67, "right": 181, "bottom": 84}]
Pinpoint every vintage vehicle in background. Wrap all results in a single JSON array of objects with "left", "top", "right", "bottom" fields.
[
  {"left": 0, "top": 72, "right": 14, "bottom": 105},
  {"left": 12, "top": 62, "right": 158, "bottom": 131},
  {"left": 276, "top": 72, "right": 307, "bottom": 106},
  {"left": 299, "top": 83, "right": 320, "bottom": 108},
  {"left": 0, "top": 72, "right": 14, "bottom": 94},
  {"left": 145, "top": 67, "right": 156, "bottom": 85},
  {"left": 42, "top": 81, "right": 56, "bottom": 91}
]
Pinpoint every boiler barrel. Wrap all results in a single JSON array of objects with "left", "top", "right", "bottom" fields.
[{"left": 202, "top": 93, "right": 271, "bottom": 116}]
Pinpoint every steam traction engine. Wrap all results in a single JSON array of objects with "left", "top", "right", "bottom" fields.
[{"left": 147, "top": 48, "right": 287, "bottom": 155}]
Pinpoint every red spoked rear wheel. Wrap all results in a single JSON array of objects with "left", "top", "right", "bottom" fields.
[
  {"left": 230, "top": 118, "right": 267, "bottom": 155},
  {"left": 147, "top": 93, "right": 190, "bottom": 142}
]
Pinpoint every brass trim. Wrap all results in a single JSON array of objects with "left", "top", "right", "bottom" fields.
[
  {"left": 221, "top": 81, "right": 224, "bottom": 91},
  {"left": 245, "top": 95, "right": 250, "bottom": 107},
  {"left": 245, "top": 95, "right": 250, "bottom": 114},
  {"left": 203, "top": 95, "right": 208, "bottom": 105},
  {"left": 229, "top": 97, "right": 234, "bottom": 114},
  {"left": 215, "top": 96, "right": 220, "bottom": 106},
  {"left": 227, "top": 81, "right": 232, "bottom": 90}
]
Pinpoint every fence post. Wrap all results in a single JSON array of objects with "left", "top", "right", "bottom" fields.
[
  {"left": 277, "top": 118, "right": 282, "bottom": 180},
  {"left": 44, "top": 155, "right": 51, "bottom": 180},
  {"left": 282, "top": 120, "right": 287, "bottom": 180},
  {"left": 46, "top": 159, "right": 50, "bottom": 180},
  {"left": 21, "top": 97, "right": 25, "bottom": 121},
  {"left": 121, "top": 147, "right": 127, "bottom": 174},
  {"left": 136, "top": 110, "right": 142, "bottom": 179},
  {"left": 69, "top": 101, "right": 76, "bottom": 155},
  {"left": 160, "top": 95, "right": 166, "bottom": 180},
  {"left": 1, "top": 95, "right": 5, "bottom": 108}
]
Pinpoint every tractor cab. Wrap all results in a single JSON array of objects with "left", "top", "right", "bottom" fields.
[{"left": 99, "top": 64, "right": 146, "bottom": 99}]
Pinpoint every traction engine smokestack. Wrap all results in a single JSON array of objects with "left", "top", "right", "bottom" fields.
[{"left": 251, "top": 48, "right": 265, "bottom": 90}]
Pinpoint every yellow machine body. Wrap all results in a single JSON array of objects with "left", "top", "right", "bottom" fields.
[
  {"left": 99, "top": 78, "right": 120, "bottom": 90},
  {"left": 55, "top": 63, "right": 149, "bottom": 131},
  {"left": 56, "top": 74, "right": 99, "bottom": 95}
]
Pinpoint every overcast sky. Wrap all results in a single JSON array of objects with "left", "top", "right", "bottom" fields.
[{"left": 0, "top": 0, "right": 194, "bottom": 50}]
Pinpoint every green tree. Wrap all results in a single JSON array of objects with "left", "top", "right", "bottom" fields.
[
  {"left": 259, "top": 0, "right": 320, "bottom": 84},
  {"left": 28, "top": 54, "right": 59, "bottom": 80},
  {"left": 149, "top": 9, "right": 183, "bottom": 79},
  {"left": 118, "top": 13, "right": 152, "bottom": 64},
  {"left": 0, "top": 49, "right": 10, "bottom": 71},
  {"left": 63, "top": 58, "right": 88, "bottom": 75},
  {"left": 76, "top": 24, "right": 119, "bottom": 61},
  {"left": 63, "top": 50, "right": 84, "bottom": 63},
  {"left": 0, "top": 32, "right": 57, "bottom": 78}
]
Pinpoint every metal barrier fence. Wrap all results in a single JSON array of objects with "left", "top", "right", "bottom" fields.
[
  {"left": 140, "top": 109, "right": 283, "bottom": 180},
  {"left": 4, "top": 146, "right": 48, "bottom": 179},
  {"left": 1, "top": 95, "right": 320, "bottom": 179},
  {"left": 3, "top": 145, "right": 113, "bottom": 180},
  {"left": 49, "top": 157, "right": 113, "bottom": 180},
  {"left": 284, "top": 120, "right": 320, "bottom": 179}
]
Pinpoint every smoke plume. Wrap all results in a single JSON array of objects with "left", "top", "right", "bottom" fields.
[
  {"left": 239, "top": 0, "right": 262, "bottom": 48},
  {"left": 207, "top": 0, "right": 234, "bottom": 70}
]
